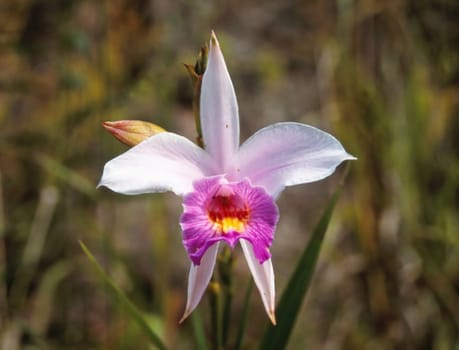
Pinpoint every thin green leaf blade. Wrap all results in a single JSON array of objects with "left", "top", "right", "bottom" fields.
[
  {"left": 259, "top": 181, "right": 344, "bottom": 350},
  {"left": 191, "top": 310, "right": 208, "bottom": 350},
  {"left": 36, "top": 154, "right": 96, "bottom": 199},
  {"left": 79, "top": 241, "right": 167, "bottom": 350}
]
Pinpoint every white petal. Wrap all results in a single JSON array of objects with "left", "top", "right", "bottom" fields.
[
  {"left": 180, "top": 243, "right": 220, "bottom": 323},
  {"left": 200, "top": 31, "right": 240, "bottom": 172},
  {"left": 240, "top": 240, "right": 276, "bottom": 324},
  {"left": 237, "top": 122, "right": 355, "bottom": 196},
  {"left": 99, "top": 132, "right": 216, "bottom": 196}
]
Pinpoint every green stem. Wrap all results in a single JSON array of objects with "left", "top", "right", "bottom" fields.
[
  {"left": 208, "top": 246, "right": 234, "bottom": 350},
  {"left": 219, "top": 247, "right": 234, "bottom": 347},
  {"left": 209, "top": 279, "right": 223, "bottom": 350},
  {"left": 235, "top": 279, "right": 253, "bottom": 350}
]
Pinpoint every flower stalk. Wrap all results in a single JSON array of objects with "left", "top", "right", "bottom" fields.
[
  {"left": 208, "top": 279, "right": 223, "bottom": 350},
  {"left": 206, "top": 247, "right": 234, "bottom": 350},
  {"left": 218, "top": 246, "right": 234, "bottom": 347}
]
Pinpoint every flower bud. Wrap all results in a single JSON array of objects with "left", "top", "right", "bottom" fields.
[{"left": 102, "top": 120, "right": 165, "bottom": 147}]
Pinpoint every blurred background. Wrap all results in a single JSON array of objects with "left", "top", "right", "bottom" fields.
[{"left": 1, "top": 0, "right": 458, "bottom": 349}]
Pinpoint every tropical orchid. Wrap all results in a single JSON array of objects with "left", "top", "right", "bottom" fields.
[{"left": 99, "top": 32, "right": 355, "bottom": 324}]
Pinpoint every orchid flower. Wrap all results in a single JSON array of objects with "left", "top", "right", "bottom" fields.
[{"left": 99, "top": 32, "right": 355, "bottom": 324}]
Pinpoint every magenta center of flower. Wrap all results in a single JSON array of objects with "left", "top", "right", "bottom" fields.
[
  {"left": 207, "top": 185, "right": 250, "bottom": 234},
  {"left": 180, "top": 177, "right": 279, "bottom": 265}
]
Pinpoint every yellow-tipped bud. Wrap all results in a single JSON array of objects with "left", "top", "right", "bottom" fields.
[{"left": 102, "top": 120, "right": 165, "bottom": 147}]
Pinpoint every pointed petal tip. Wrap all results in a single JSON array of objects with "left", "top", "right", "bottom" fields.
[
  {"left": 345, "top": 152, "right": 357, "bottom": 161},
  {"left": 210, "top": 30, "right": 219, "bottom": 48},
  {"left": 179, "top": 309, "right": 191, "bottom": 324},
  {"left": 268, "top": 310, "right": 277, "bottom": 325},
  {"left": 102, "top": 121, "right": 115, "bottom": 131},
  {"left": 348, "top": 154, "right": 358, "bottom": 160}
]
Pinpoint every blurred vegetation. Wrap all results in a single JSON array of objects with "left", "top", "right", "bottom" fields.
[{"left": 1, "top": 0, "right": 458, "bottom": 349}]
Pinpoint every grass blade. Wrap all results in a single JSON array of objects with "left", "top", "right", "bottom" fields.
[
  {"left": 79, "top": 241, "right": 167, "bottom": 350},
  {"left": 191, "top": 310, "right": 208, "bottom": 350},
  {"left": 259, "top": 174, "right": 346, "bottom": 350},
  {"left": 36, "top": 154, "right": 96, "bottom": 199}
]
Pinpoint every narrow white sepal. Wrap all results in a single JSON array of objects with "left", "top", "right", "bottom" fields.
[
  {"left": 240, "top": 240, "right": 276, "bottom": 325},
  {"left": 180, "top": 243, "right": 220, "bottom": 323}
]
